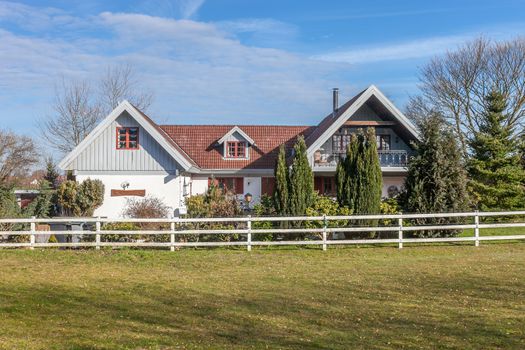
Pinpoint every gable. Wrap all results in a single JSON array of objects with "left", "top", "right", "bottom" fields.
[
  {"left": 306, "top": 85, "right": 419, "bottom": 157},
  {"left": 59, "top": 101, "right": 194, "bottom": 173},
  {"left": 63, "top": 112, "right": 183, "bottom": 173}
]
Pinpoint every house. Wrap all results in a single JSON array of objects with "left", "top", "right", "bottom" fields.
[{"left": 59, "top": 85, "right": 419, "bottom": 218}]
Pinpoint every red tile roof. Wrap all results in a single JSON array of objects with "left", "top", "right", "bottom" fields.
[{"left": 160, "top": 125, "right": 314, "bottom": 170}]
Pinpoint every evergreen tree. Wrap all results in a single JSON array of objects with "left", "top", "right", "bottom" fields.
[
  {"left": 288, "top": 136, "right": 314, "bottom": 217},
  {"left": 336, "top": 129, "right": 382, "bottom": 215},
  {"left": 402, "top": 112, "right": 470, "bottom": 237},
  {"left": 359, "top": 128, "right": 382, "bottom": 215},
  {"left": 468, "top": 91, "right": 525, "bottom": 211},
  {"left": 273, "top": 145, "right": 289, "bottom": 216},
  {"left": 43, "top": 157, "right": 60, "bottom": 189}
]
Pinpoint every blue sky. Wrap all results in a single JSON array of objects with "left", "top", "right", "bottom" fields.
[{"left": 1, "top": 0, "right": 524, "bottom": 147}]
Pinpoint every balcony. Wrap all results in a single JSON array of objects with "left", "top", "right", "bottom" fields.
[{"left": 313, "top": 150, "right": 409, "bottom": 168}]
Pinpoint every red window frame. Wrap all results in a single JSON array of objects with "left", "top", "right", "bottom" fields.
[
  {"left": 116, "top": 127, "right": 139, "bottom": 150},
  {"left": 226, "top": 141, "right": 246, "bottom": 158}
]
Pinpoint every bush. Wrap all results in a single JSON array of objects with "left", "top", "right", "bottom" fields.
[
  {"left": 252, "top": 195, "right": 276, "bottom": 241},
  {"left": 122, "top": 196, "right": 170, "bottom": 242},
  {"left": 305, "top": 193, "right": 352, "bottom": 240},
  {"left": 185, "top": 184, "right": 242, "bottom": 242},
  {"left": 101, "top": 222, "right": 140, "bottom": 242},
  {"left": 57, "top": 179, "right": 104, "bottom": 217}
]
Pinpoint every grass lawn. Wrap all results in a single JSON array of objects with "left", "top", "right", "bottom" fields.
[{"left": 0, "top": 245, "right": 524, "bottom": 349}]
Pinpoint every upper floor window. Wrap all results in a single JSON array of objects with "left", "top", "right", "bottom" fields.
[
  {"left": 117, "top": 127, "right": 139, "bottom": 150},
  {"left": 376, "top": 134, "right": 390, "bottom": 150},
  {"left": 226, "top": 141, "right": 246, "bottom": 158}
]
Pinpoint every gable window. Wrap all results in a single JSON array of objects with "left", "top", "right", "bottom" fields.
[
  {"left": 116, "top": 127, "right": 139, "bottom": 150},
  {"left": 226, "top": 141, "right": 246, "bottom": 158},
  {"left": 376, "top": 134, "right": 390, "bottom": 150}
]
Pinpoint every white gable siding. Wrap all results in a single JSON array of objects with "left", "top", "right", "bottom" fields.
[{"left": 68, "top": 112, "right": 181, "bottom": 173}]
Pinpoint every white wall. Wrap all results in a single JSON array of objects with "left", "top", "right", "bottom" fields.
[
  {"left": 77, "top": 174, "right": 182, "bottom": 218},
  {"left": 382, "top": 176, "right": 405, "bottom": 198},
  {"left": 244, "top": 177, "right": 262, "bottom": 204}
]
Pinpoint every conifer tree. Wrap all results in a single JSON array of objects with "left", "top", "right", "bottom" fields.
[
  {"left": 336, "top": 129, "right": 381, "bottom": 215},
  {"left": 273, "top": 145, "right": 289, "bottom": 215},
  {"left": 358, "top": 128, "right": 382, "bottom": 215},
  {"left": 402, "top": 112, "right": 470, "bottom": 237},
  {"left": 288, "top": 136, "right": 314, "bottom": 217},
  {"left": 468, "top": 91, "right": 525, "bottom": 211},
  {"left": 43, "top": 157, "right": 60, "bottom": 190}
]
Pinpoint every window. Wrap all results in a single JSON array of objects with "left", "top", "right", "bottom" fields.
[
  {"left": 116, "top": 127, "right": 139, "bottom": 149},
  {"left": 226, "top": 141, "right": 246, "bottom": 158},
  {"left": 332, "top": 134, "right": 352, "bottom": 154},
  {"left": 209, "top": 177, "right": 244, "bottom": 194},
  {"left": 376, "top": 135, "right": 390, "bottom": 150},
  {"left": 314, "top": 177, "right": 336, "bottom": 195}
]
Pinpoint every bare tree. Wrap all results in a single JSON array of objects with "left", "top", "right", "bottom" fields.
[
  {"left": 415, "top": 37, "right": 525, "bottom": 155},
  {"left": 41, "top": 79, "right": 101, "bottom": 154},
  {"left": 99, "top": 64, "right": 153, "bottom": 114},
  {"left": 42, "top": 64, "right": 154, "bottom": 154},
  {"left": 0, "top": 130, "right": 38, "bottom": 184}
]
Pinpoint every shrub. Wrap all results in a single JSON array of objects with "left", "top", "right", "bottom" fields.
[
  {"left": 305, "top": 193, "right": 351, "bottom": 239},
  {"left": 185, "top": 183, "right": 242, "bottom": 242},
  {"left": 101, "top": 222, "right": 140, "bottom": 242},
  {"left": 252, "top": 195, "right": 276, "bottom": 241},
  {"left": 57, "top": 179, "right": 104, "bottom": 217},
  {"left": 123, "top": 196, "right": 170, "bottom": 242}
]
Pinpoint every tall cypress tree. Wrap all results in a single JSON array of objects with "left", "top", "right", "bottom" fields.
[
  {"left": 288, "top": 136, "right": 314, "bottom": 217},
  {"left": 274, "top": 145, "right": 289, "bottom": 215},
  {"left": 336, "top": 129, "right": 381, "bottom": 215},
  {"left": 402, "top": 112, "right": 470, "bottom": 237},
  {"left": 358, "top": 128, "right": 382, "bottom": 215},
  {"left": 468, "top": 91, "right": 525, "bottom": 211}
]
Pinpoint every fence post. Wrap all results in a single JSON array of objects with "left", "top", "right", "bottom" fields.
[
  {"left": 398, "top": 213, "right": 403, "bottom": 249},
  {"left": 474, "top": 210, "right": 480, "bottom": 247},
  {"left": 322, "top": 214, "right": 327, "bottom": 251},
  {"left": 170, "top": 220, "right": 176, "bottom": 252},
  {"left": 30, "top": 216, "right": 36, "bottom": 250},
  {"left": 95, "top": 217, "right": 101, "bottom": 250},
  {"left": 247, "top": 215, "right": 252, "bottom": 252}
]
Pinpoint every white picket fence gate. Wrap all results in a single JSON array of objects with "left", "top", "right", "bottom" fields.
[{"left": 1, "top": 210, "right": 525, "bottom": 250}]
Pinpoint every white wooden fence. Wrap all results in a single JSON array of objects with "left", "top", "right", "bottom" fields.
[{"left": 1, "top": 210, "right": 525, "bottom": 250}]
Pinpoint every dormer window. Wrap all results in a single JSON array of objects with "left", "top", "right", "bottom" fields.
[
  {"left": 226, "top": 141, "right": 246, "bottom": 158},
  {"left": 116, "top": 127, "right": 139, "bottom": 150}
]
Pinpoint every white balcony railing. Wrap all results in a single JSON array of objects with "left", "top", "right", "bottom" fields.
[{"left": 314, "top": 150, "right": 409, "bottom": 168}]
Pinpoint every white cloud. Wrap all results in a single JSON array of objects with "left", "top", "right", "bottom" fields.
[
  {"left": 0, "top": 4, "right": 353, "bottom": 131},
  {"left": 314, "top": 24, "right": 525, "bottom": 64},
  {"left": 313, "top": 35, "right": 472, "bottom": 64},
  {"left": 178, "top": 0, "right": 205, "bottom": 19}
]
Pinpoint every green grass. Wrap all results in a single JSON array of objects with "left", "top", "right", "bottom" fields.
[{"left": 0, "top": 245, "right": 524, "bottom": 349}]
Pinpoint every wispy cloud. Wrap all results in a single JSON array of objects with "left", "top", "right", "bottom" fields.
[
  {"left": 314, "top": 35, "right": 470, "bottom": 64},
  {"left": 178, "top": 0, "right": 205, "bottom": 19},
  {"left": 0, "top": 2, "right": 352, "bottom": 131},
  {"left": 313, "top": 24, "right": 525, "bottom": 64}
]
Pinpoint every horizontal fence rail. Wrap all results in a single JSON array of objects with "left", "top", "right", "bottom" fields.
[{"left": 0, "top": 211, "right": 525, "bottom": 250}]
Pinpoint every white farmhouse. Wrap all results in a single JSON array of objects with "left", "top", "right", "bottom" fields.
[{"left": 59, "top": 85, "right": 419, "bottom": 218}]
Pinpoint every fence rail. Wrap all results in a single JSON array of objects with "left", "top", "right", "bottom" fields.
[{"left": 1, "top": 211, "right": 525, "bottom": 250}]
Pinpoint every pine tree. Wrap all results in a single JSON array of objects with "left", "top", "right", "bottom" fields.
[
  {"left": 402, "top": 112, "right": 470, "bottom": 237},
  {"left": 288, "top": 136, "right": 314, "bottom": 217},
  {"left": 468, "top": 91, "right": 525, "bottom": 211},
  {"left": 273, "top": 145, "right": 289, "bottom": 216},
  {"left": 44, "top": 157, "right": 60, "bottom": 190}
]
